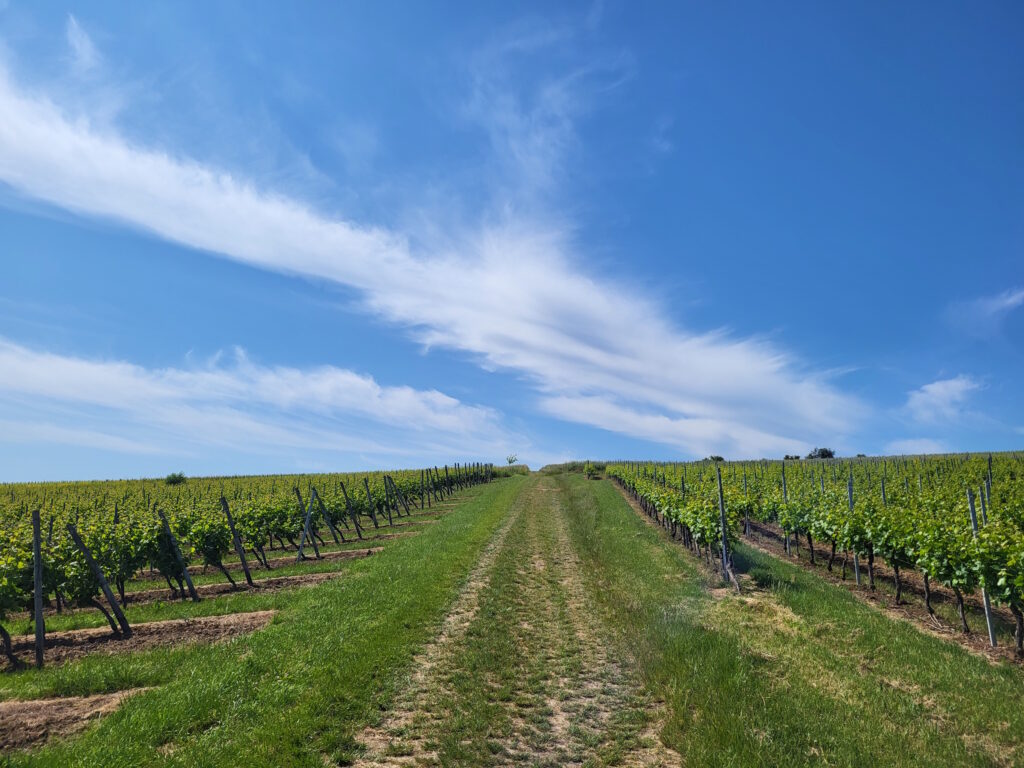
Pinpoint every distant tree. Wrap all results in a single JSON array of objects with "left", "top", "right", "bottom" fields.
[
  {"left": 706, "top": 455, "right": 724, "bottom": 463},
  {"left": 784, "top": 454, "right": 801, "bottom": 461},
  {"left": 165, "top": 472, "right": 187, "bottom": 485},
  {"left": 805, "top": 447, "right": 835, "bottom": 460},
  {"left": 506, "top": 454, "right": 518, "bottom": 466},
  {"left": 856, "top": 453, "right": 867, "bottom": 458}
]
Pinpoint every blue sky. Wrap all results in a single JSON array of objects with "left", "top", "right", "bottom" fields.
[{"left": 0, "top": 1, "right": 1021, "bottom": 480}]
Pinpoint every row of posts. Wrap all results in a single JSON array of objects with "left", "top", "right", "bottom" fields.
[
  {"left": 630, "top": 460, "right": 1001, "bottom": 650},
  {"left": 24, "top": 462, "right": 494, "bottom": 668}
]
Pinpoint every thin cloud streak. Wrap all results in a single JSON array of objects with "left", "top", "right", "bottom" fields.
[
  {"left": 0, "top": 59, "right": 864, "bottom": 459},
  {"left": 945, "top": 287, "right": 1024, "bottom": 337},
  {"left": 65, "top": 15, "right": 99, "bottom": 75},
  {"left": 884, "top": 438, "right": 948, "bottom": 455},
  {"left": 0, "top": 338, "right": 515, "bottom": 461}
]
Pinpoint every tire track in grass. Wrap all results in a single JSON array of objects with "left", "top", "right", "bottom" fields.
[
  {"left": 354, "top": 486, "right": 524, "bottom": 765},
  {"left": 357, "top": 476, "right": 679, "bottom": 767},
  {"left": 530, "top": 478, "right": 680, "bottom": 767}
]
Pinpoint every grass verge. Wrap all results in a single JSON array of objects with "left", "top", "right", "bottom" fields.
[{"left": 561, "top": 473, "right": 1024, "bottom": 767}]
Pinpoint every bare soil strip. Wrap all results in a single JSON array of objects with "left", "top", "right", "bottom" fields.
[
  {"left": 356, "top": 476, "right": 680, "bottom": 767},
  {"left": 117, "top": 563, "right": 356, "bottom": 605},
  {"left": 0, "top": 688, "right": 151, "bottom": 752},
  {"left": 390, "top": 519, "right": 438, "bottom": 528},
  {"left": 16, "top": 553, "right": 375, "bottom": 624},
  {"left": 241, "top": 528, "right": 415, "bottom": 557},
  {"left": 133, "top": 545, "right": 383, "bottom": 581},
  {"left": 8, "top": 610, "right": 276, "bottom": 668}
]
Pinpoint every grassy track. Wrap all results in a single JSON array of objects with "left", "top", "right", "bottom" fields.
[
  {"left": 356, "top": 473, "right": 675, "bottom": 766},
  {"left": 2, "top": 477, "right": 524, "bottom": 767},
  {"left": 6, "top": 471, "right": 1024, "bottom": 766}
]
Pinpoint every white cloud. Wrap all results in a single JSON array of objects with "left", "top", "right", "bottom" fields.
[
  {"left": 463, "top": 23, "right": 634, "bottom": 201},
  {"left": 945, "top": 287, "right": 1024, "bottom": 337},
  {"left": 65, "top": 15, "right": 99, "bottom": 75},
  {"left": 884, "top": 438, "right": 947, "bottom": 455},
  {"left": 540, "top": 395, "right": 807, "bottom": 458},
  {"left": 904, "top": 375, "right": 980, "bottom": 424},
  {"left": 968, "top": 287, "right": 1024, "bottom": 317},
  {"left": 0, "top": 55, "right": 864, "bottom": 460},
  {"left": 0, "top": 420, "right": 163, "bottom": 454},
  {"left": 0, "top": 338, "right": 514, "bottom": 460}
]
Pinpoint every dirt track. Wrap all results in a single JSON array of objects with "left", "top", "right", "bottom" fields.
[{"left": 355, "top": 475, "right": 679, "bottom": 766}]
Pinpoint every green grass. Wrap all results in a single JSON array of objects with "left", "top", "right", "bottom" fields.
[
  {"left": 5, "top": 510, "right": 436, "bottom": 634},
  {"left": 7, "top": 581, "right": 317, "bottom": 637},
  {"left": 7, "top": 472, "right": 1024, "bottom": 766},
  {"left": 559, "top": 473, "right": 1024, "bottom": 767},
  {"left": 358, "top": 473, "right": 664, "bottom": 766},
  {"left": 2, "top": 477, "right": 524, "bottom": 767},
  {"left": 746, "top": 521, "right": 1022, "bottom": 648},
  {"left": 393, "top": 476, "right": 656, "bottom": 765}
]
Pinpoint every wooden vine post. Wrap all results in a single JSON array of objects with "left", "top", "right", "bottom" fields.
[
  {"left": 314, "top": 490, "right": 346, "bottom": 544},
  {"left": 742, "top": 465, "right": 749, "bottom": 535},
  {"left": 715, "top": 466, "right": 729, "bottom": 582},
  {"left": 66, "top": 523, "right": 132, "bottom": 636},
  {"left": 296, "top": 489, "right": 322, "bottom": 562},
  {"left": 848, "top": 472, "right": 860, "bottom": 585},
  {"left": 433, "top": 467, "right": 444, "bottom": 501},
  {"left": 362, "top": 477, "right": 380, "bottom": 529},
  {"left": 381, "top": 479, "right": 394, "bottom": 525},
  {"left": 339, "top": 481, "right": 364, "bottom": 539},
  {"left": 32, "top": 508, "right": 44, "bottom": 668},
  {"left": 390, "top": 476, "right": 411, "bottom": 515},
  {"left": 158, "top": 511, "right": 199, "bottom": 602},
  {"left": 221, "top": 496, "right": 254, "bottom": 587},
  {"left": 967, "top": 489, "right": 997, "bottom": 647},
  {"left": 782, "top": 462, "right": 790, "bottom": 555},
  {"left": 301, "top": 486, "right": 338, "bottom": 544}
]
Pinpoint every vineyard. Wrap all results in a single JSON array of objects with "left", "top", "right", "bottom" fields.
[
  {"left": 0, "top": 463, "right": 500, "bottom": 671},
  {"left": 608, "top": 453, "right": 1024, "bottom": 656},
  {"left": 3, "top": 458, "right": 1024, "bottom": 766}
]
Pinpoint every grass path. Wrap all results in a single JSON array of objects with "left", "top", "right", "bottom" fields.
[{"left": 356, "top": 474, "right": 677, "bottom": 767}]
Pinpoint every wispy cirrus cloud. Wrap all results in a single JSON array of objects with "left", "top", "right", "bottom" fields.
[
  {"left": 904, "top": 375, "right": 980, "bottom": 424},
  {"left": 884, "top": 437, "right": 947, "bottom": 455},
  {"left": 0, "top": 338, "right": 515, "bottom": 462},
  {"left": 65, "top": 15, "right": 99, "bottom": 75},
  {"left": 0, "top": 21, "right": 865, "bottom": 461},
  {"left": 945, "top": 287, "right": 1024, "bottom": 337},
  {"left": 463, "top": 22, "right": 633, "bottom": 200}
]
